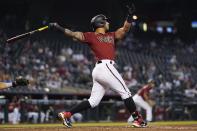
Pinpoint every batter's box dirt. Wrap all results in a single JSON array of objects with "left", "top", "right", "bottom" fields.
[{"left": 1, "top": 126, "right": 197, "bottom": 131}]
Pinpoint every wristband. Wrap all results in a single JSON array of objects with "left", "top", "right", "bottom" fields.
[
  {"left": 126, "top": 14, "right": 133, "bottom": 23},
  {"left": 56, "top": 24, "right": 65, "bottom": 32}
]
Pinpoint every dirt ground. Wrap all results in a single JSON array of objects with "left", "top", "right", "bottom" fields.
[{"left": 1, "top": 125, "right": 197, "bottom": 131}]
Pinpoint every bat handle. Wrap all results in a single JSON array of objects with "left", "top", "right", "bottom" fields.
[
  {"left": 29, "top": 30, "right": 37, "bottom": 35},
  {"left": 28, "top": 26, "right": 49, "bottom": 35}
]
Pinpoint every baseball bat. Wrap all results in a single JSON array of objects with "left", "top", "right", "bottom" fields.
[{"left": 6, "top": 26, "right": 49, "bottom": 43}]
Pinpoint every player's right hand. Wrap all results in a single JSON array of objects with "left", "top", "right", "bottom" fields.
[{"left": 12, "top": 76, "right": 29, "bottom": 87}]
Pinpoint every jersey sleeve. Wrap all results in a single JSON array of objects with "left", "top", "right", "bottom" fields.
[{"left": 82, "top": 32, "right": 92, "bottom": 44}]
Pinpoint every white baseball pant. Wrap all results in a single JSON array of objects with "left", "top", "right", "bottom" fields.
[
  {"left": 127, "top": 94, "right": 152, "bottom": 122},
  {"left": 88, "top": 60, "right": 132, "bottom": 108}
]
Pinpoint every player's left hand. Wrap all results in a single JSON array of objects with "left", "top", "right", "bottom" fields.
[
  {"left": 48, "top": 22, "right": 65, "bottom": 33},
  {"left": 126, "top": 3, "right": 136, "bottom": 16},
  {"left": 13, "top": 76, "right": 29, "bottom": 87},
  {"left": 49, "top": 22, "right": 58, "bottom": 28}
]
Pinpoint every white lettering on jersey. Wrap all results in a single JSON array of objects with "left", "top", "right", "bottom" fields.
[{"left": 97, "top": 36, "right": 114, "bottom": 44}]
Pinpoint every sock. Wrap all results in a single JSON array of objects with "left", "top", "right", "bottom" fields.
[
  {"left": 123, "top": 97, "right": 142, "bottom": 120},
  {"left": 69, "top": 100, "right": 91, "bottom": 115},
  {"left": 131, "top": 111, "right": 141, "bottom": 120},
  {"left": 124, "top": 97, "right": 137, "bottom": 113}
]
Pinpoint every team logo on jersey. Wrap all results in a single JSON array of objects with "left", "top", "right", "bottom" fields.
[{"left": 97, "top": 36, "right": 114, "bottom": 44}]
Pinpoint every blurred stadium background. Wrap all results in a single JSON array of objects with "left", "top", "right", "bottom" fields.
[{"left": 0, "top": 0, "right": 197, "bottom": 124}]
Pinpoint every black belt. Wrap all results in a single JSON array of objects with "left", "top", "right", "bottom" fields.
[{"left": 97, "top": 60, "right": 113, "bottom": 64}]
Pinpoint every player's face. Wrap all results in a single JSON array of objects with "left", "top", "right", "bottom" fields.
[{"left": 104, "top": 21, "right": 109, "bottom": 31}]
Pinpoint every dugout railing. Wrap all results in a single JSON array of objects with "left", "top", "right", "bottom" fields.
[{"left": 0, "top": 99, "right": 197, "bottom": 124}]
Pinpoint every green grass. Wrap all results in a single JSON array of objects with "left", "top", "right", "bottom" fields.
[{"left": 0, "top": 121, "right": 197, "bottom": 128}]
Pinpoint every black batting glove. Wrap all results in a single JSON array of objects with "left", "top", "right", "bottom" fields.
[
  {"left": 126, "top": 3, "right": 136, "bottom": 23},
  {"left": 127, "top": 3, "right": 136, "bottom": 16},
  {"left": 12, "top": 76, "right": 29, "bottom": 87},
  {"left": 49, "top": 22, "right": 58, "bottom": 28},
  {"left": 49, "top": 22, "right": 65, "bottom": 32}
]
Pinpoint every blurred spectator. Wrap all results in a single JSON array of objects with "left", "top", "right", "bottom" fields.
[
  {"left": 146, "top": 62, "right": 156, "bottom": 80},
  {"left": 46, "top": 73, "right": 62, "bottom": 89},
  {"left": 169, "top": 55, "right": 177, "bottom": 64},
  {"left": 70, "top": 113, "right": 83, "bottom": 123},
  {"left": 12, "top": 104, "right": 21, "bottom": 124},
  {"left": 27, "top": 105, "right": 39, "bottom": 123},
  {"left": 45, "top": 106, "right": 55, "bottom": 123},
  {"left": 0, "top": 106, "right": 4, "bottom": 123},
  {"left": 159, "top": 80, "right": 172, "bottom": 95},
  {"left": 184, "top": 85, "right": 197, "bottom": 98}
]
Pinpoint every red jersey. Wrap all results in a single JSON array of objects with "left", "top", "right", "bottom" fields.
[
  {"left": 82, "top": 32, "right": 115, "bottom": 60},
  {"left": 137, "top": 85, "right": 152, "bottom": 100}
]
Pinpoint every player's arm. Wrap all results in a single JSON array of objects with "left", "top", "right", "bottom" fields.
[
  {"left": 0, "top": 76, "right": 29, "bottom": 90},
  {"left": 143, "top": 92, "right": 150, "bottom": 101},
  {"left": 49, "top": 23, "right": 85, "bottom": 42},
  {"left": 115, "top": 4, "right": 135, "bottom": 40},
  {"left": 115, "top": 21, "right": 131, "bottom": 40}
]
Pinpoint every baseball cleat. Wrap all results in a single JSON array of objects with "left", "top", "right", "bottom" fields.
[
  {"left": 58, "top": 112, "right": 72, "bottom": 128},
  {"left": 131, "top": 120, "right": 147, "bottom": 128}
]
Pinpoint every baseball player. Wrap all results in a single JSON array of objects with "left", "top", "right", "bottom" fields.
[
  {"left": 128, "top": 79, "right": 156, "bottom": 123},
  {"left": 0, "top": 76, "right": 29, "bottom": 90},
  {"left": 49, "top": 4, "right": 147, "bottom": 128}
]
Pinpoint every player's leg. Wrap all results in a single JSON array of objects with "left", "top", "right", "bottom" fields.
[
  {"left": 69, "top": 80, "right": 105, "bottom": 113},
  {"left": 32, "top": 112, "right": 39, "bottom": 124},
  {"left": 40, "top": 111, "right": 45, "bottom": 123},
  {"left": 133, "top": 95, "right": 152, "bottom": 122},
  {"left": 104, "top": 64, "right": 132, "bottom": 98},
  {"left": 104, "top": 63, "right": 146, "bottom": 127},
  {"left": 127, "top": 95, "right": 139, "bottom": 122},
  {"left": 87, "top": 81, "right": 106, "bottom": 108},
  {"left": 146, "top": 106, "right": 152, "bottom": 122},
  {"left": 58, "top": 80, "right": 105, "bottom": 127}
]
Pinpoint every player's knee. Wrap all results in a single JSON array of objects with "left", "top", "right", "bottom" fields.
[
  {"left": 117, "top": 87, "right": 132, "bottom": 100},
  {"left": 120, "top": 92, "right": 132, "bottom": 100},
  {"left": 88, "top": 98, "right": 100, "bottom": 108}
]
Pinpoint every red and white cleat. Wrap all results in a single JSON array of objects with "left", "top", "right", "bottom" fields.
[
  {"left": 58, "top": 112, "right": 72, "bottom": 128},
  {"left": 131, "top": 119, "right": 147, "bottom": 128}
]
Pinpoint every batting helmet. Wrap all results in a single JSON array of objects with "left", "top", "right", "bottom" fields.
[{"left": 91, "top": 14, "right": 108, "bottom": 31}]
